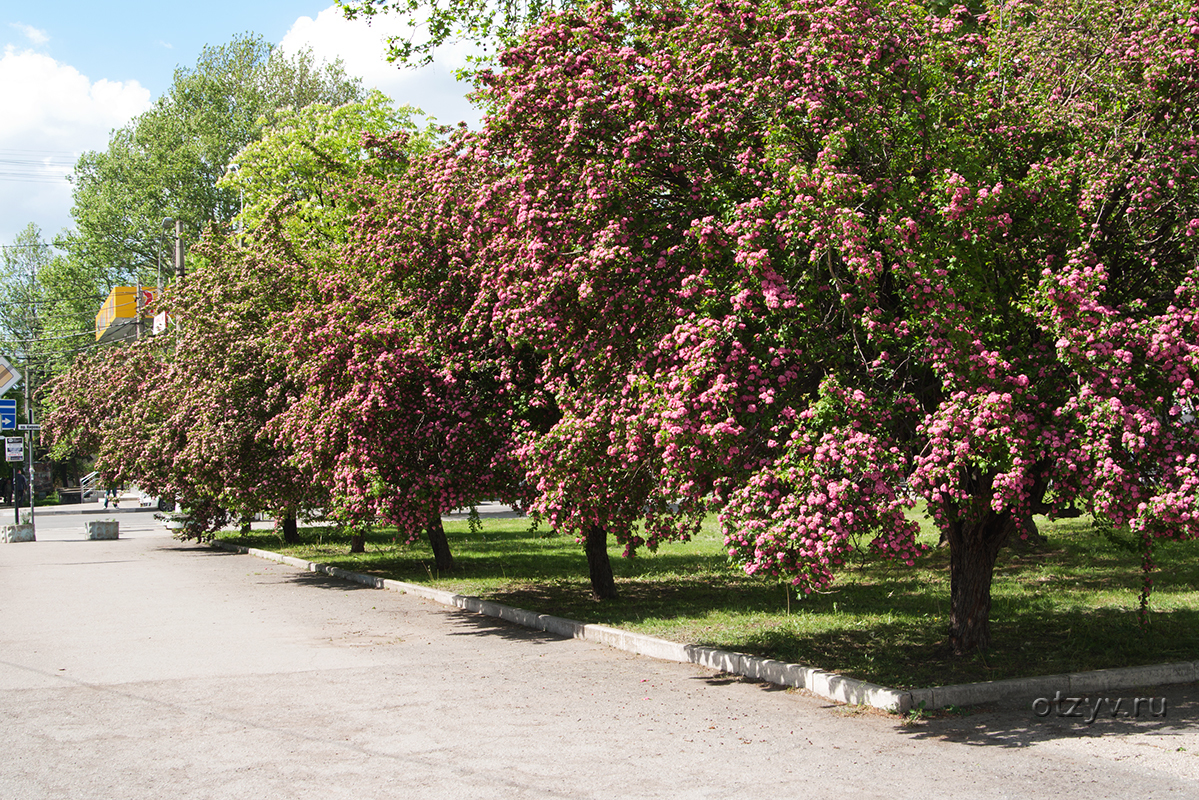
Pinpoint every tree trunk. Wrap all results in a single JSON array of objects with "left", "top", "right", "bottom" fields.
[
  {"left": 281, "top": 514, "right": 299, "bottom": 544},
  {"left": 350, "top": 534, "right": 365, "bottom": 553},
  {"left": 946, "top": 509, "right": 1016, "bottom": 653},
  {"left": 427, "top": 512, "right": 453, "bottom": 572},
  {"left": 1009, "top": 513, "right": 1048, "bottom": 551},
  {"left": 585, "top": 524, "right": 618, "bottom": 600}
]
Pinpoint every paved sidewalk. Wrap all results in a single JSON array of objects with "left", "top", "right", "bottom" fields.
[
  {"left": 1, "top": 515, "right": 1197, "bottom": 799},
  {"left": 1, "top": 497, "right": 158, "bottom": 518}
]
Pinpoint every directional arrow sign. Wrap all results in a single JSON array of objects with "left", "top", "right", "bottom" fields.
[
  {"left": 0, "top": 399, "right": 14, "bottom": 430},
  {"left": 0, "top": 355, "right": 20, "bottom": 396}
]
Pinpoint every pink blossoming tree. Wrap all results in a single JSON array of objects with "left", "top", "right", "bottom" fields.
[
  {"left": 46, "top": 0, "right": 1199, "bottom": 657},
  {"left": 270, "top": 133, "right": 531, "bottom": 569},
  {"left": 457, "top": 0, "right": 1199, "bottom": 650}
]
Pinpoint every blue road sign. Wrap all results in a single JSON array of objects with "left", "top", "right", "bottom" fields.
[{"left": 0, "top": 399, "right": 15, "bottom": 430}]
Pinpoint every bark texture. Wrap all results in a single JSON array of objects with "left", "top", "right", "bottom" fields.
[
  {"left": 281, "top": 514, "right": 299, "bottom": 544},
  {"left": 585, "top": 524, "right": 618, "bottom": 600},
  {"left": 427, "top": 513, "right": 453, "bottom": 572},
  {"left": 945, "top": 508, "right": 1016, "bottom": 653}
]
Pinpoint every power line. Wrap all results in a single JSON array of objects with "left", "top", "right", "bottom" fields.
[
  {"left": 0, "top": 150, "right": 76, "bottom": 184},
  {"left": 0, "top": 148, "right": 78, "bottom": 157},
  {"left": 0, "top": 295, "right": 103, "bottom": 308},
  {"left": 0, "top": 173, "right": 71, "bottom": 185},
  {"left": 1, "top": 328, "right": 97, "bottom": 344}
]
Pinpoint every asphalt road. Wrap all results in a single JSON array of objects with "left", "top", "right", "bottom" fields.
[{"left": 2, "top": 512, "right": 1197, "bottom": 799}]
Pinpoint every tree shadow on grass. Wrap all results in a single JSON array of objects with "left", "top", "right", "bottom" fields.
[
  {"left": 486, "top": 572, "right": 786, "bottom": 624},
  {"left": 696, "top": 605, "right": 1199, "bottom": 689},
  {"left": 493, "top": 571, "right": 1199, "bottom": 689}
]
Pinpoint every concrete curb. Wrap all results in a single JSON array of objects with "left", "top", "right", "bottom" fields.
[
  {"left": 907, "top": 661, "right": 1199, "bottom": 710},
  {"left": 208, "top": 539, "right": 1198, "bottom": 714}
]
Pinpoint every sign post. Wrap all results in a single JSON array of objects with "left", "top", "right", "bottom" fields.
[
  {"left": 25, "top": 426, "right": 33, "bottom": 529},
  {"left": 6, "top": 436, "right": 22, "bottom": 525}
]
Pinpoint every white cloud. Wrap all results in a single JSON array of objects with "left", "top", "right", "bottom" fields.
[
  {"left": 8, "top": 23, "right": 49, "bottom": 46},
  {"left": 278, "top": 4, "right": 483, "bottom": 128},
  {"left": 0, "top": 47, "right": 152, "bottom": 244}
]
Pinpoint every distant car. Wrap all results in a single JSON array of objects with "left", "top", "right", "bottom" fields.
[{"left": 137, "top": 490, "right": 175, "bottom": 512}]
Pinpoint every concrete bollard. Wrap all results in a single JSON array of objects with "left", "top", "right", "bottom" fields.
[
  {"left": 1, "top": 523, "right": 35, "bottom": 543},
  {"left": 85, "top": 520, "right": 119, "bottom": 540}
]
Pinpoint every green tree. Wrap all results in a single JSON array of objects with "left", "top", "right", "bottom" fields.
[
  {"left": 0, "top": 224, "right": 99, "bottom": 380},
  {"left": 338, "top": 0, "right": 572, "bottom": 66},
  {"left": 45, "top": 89, "right": 433, "bottom": 541},
  {"left": 0, "top": 224, "right": 53, "bottom": 365},
  {"left": 58, "top": 33, "right": 364, "bottom": 292},
  {"left": 219, "top": 89, "right": 433, "bottom": 245}
]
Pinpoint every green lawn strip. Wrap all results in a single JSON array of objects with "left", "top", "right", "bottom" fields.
[{"left": 215, "top": 514, "right": 1199, "bottom": 690}]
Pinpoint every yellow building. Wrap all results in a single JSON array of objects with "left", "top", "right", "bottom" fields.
[{"left": 95, "top": 287, "right": 156, "bottom": 344}]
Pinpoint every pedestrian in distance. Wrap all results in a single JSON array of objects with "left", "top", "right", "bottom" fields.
[{"left": 14, "top": 468, "right": 27, "bottom": 509}]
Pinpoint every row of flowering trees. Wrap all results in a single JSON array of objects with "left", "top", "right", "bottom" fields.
[{"left": 46, "top": 0, "right": 1199, "bottom": 654}]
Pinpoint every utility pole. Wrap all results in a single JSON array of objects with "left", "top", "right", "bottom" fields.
[
  {"left": 158, "top": 217, "right": 173, "bottom": 297},
  {"left": 174, "top": 219, "right": 185, "bottom": 286},
  {"left": 21, "top": 238, "right": 36, "bottom": 532},
  {"left": 23, "top": 359, "right": 33, "bottom": 532}
]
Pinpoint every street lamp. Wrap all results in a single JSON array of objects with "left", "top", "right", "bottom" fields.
[{"left": 158, "top": 217, "right": 174, "bottom": 296}]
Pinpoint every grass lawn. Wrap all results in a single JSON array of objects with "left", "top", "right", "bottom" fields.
[{"left": 215, "top": 510, "right": 1199, "bottom": 689}]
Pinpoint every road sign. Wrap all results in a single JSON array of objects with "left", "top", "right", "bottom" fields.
[
  {"left": 0, "top": 355, "right": 20, "bottom": 396},
  {"left": 5, "top": 437, "right": 22, "bottom": 462},
  {"left": 17, "top": 423, "right": 40, "bottom": 431},
  {"left": 0, "top": 399, "right": 14, "bottom": 430}
]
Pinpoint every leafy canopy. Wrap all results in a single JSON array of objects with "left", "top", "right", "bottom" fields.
[{"left": 59, "top": 33, "right": 364, "bottom": 290}]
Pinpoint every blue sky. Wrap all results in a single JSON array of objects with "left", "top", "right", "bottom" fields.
[
  {"left": 11, "top": 1, "right": 334, "bottom": 98},
  {"left": 0, "top": 1, "right": 481, "bottom": 246}
]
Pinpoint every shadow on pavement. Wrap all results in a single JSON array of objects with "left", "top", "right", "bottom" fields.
[
  {"left": 692, "top": 673, "right": 793, "bottom": 692},
  {"left": 34, "top": 559, "right": 141, "bottom": 566},
  {"left": 158, "top": 543, "right": 243, "bottom": 556},
  {"left": 279, "top": 571, "right": 376, "bottom": 591},
  {"left": 898, "top": 682, "right": 1196, "bottom": 745},
  {"left": 442, "top": 607, "right": 581, "bottom": 645}
]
